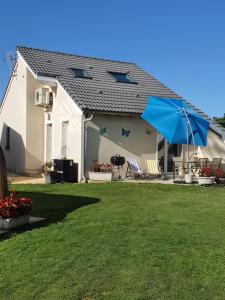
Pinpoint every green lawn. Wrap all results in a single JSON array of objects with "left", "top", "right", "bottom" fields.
[{"left": 1, "top": 183, "right": 225, "bottom": 300}]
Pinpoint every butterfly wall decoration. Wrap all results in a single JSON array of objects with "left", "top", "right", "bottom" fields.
[
  {"left": 122, "top": 128, "right": 131, "bottom": 137},
  {"left": 100, "top": 127, "right": 106, "bottom": 135},
  {"left": 146, "top": 128, "right": 152, "bottom": 135}
]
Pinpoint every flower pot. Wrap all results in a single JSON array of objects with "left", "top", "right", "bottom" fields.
[
  {"left": 185, "top": 174, "right": 194, "bottom": 184},
  {"left": 42, "top": 173, "right": 51, "bottom": 184},
  {"left": 0, "top": 215, "right": 30, "bottom": 230},
  {"left": 88, "top": 172, "right": 112, "bottom": 181},
  {"left": 197, "top": 177, "right": 215, "bottom": 185},
  {"left": 218, "top": 178, "right": 225, "bottom": 184}
]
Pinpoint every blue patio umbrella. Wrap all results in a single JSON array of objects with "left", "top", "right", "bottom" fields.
[{"left": 141, "top": 97, "right": 209, "bottom": 154}]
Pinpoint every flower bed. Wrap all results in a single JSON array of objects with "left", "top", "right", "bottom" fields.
[
  {"left": 198, "top": 166, "right": 225, "bottom": 185},
  {"left": 89, "top": 160, "right": 112, "bottom": 181},
  {"left": 89, "top": 171, "right": 112, "bottom": 181},
  {"left": 0, "top": 191, "right": 32, "bottom": 229}
]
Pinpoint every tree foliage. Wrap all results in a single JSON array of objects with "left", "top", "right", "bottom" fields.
[{"left": 213, "top": 114, "right": 225, "bottom": 128}]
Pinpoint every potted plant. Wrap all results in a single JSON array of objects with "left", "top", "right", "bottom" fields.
[
  {"left": 41, "top": 161, "right": 54, "bottom": 183},
  {"left": 88, "top": 160, "right": 113, "bottom": 181},
  {"left": 184, "top": 173, "right": 194, "bottom": 184},
  {"left": 0, "top": 191, "right": 32, "bottom": 229},
  {"left": 197, "top": 166, "right": 215, "bottom": 185},
  {"left": 215, "top": 168, "right": 225, "bottom": 184}
]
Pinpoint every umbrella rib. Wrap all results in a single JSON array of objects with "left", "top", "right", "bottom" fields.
[{"left": 183, "top": 109, "right": 195, "bottom": 146}]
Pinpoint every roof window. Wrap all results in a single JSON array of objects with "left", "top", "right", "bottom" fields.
[
  {"left": 108, "top": 71, "right": 137, "bottom": 84},
  {"left": 70, "top": 68, "right": 92, "bottom": 79}
]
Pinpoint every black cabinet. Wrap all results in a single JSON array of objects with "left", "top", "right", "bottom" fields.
[{"left": 54, "top": 159, "right": 78, "bottom": 183}]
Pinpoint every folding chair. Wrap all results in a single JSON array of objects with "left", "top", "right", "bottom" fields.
[
  {"left": 147, "top": 160, "right": 161, "bottom": 178},
  {"left": 126, "top": 157, "right": 148, "bottom": 180},
  {"left": 208, "top": 158, "right": 222, "bottom": 169},
  {"left": 199, "top": 158, "right": 208, "bottom": 168}
]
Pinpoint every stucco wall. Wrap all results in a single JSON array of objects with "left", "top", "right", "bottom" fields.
[
  {"left": 86, "top": 114, "right": 157, "bottom": 175},
  {"left": 0, "top": 56, "right": 27, "bottom": 172},
  {"left": 179, "top": 129, "right": 225, "bottom": 165},
  {"left": 25, "top": 69, "right": 44, "bottom": 173},
  {"left": 199, "top": 130, "right": 225, "bottom": 162},
  {"left": 48, "top": 83, "right": 83, "bottom": 180}
]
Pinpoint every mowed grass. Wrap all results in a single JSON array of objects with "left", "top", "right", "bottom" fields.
[{"left": 1, "top": 183, "right": 225, "bottom": 299}]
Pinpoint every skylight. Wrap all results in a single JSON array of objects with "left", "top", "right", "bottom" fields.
[
  {"left": 70, "top": 68, "right": 92, "bottom": 79},
  {"left": 108, "top": 71, "right": 137, "bottom": 84}
]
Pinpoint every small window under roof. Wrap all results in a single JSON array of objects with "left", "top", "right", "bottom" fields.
[
  {"left": 108, "top": 71, "right": 137, "bottom": 84},
  {"left": 70, "top": 68, "right": 92, "bottom": 79}
]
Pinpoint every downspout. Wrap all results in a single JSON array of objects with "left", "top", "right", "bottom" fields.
[{"left": 83, "top": 112, "right": 94, "bottom": 183}]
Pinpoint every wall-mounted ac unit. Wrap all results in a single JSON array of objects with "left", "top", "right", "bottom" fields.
[{"left": 34, "top": 88, "right": 54, "bottom": 107}]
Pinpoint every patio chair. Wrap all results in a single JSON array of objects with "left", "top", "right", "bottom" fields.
[
  {"left": 147, "top": 160, "right": 161, "bottom": 178},
  {"left": 199, "top": 158, "right": 208, "bottom": 168},
  {"left": 208, "top": 158, "right": 222, "bottom": 169},
  {"left": 126, "top": 157, "right": 148, "bottom": 180}
]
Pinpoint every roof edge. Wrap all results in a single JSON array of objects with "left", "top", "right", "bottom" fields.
[{"left": 16, "top": 45, "right": 136, "bottom": 65}]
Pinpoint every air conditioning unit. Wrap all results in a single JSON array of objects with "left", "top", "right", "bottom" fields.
[{"left": 34, "top": 88, "right": 54, "bottom": 107}]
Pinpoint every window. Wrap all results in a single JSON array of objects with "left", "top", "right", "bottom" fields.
[
  {"left": 5, "top": 126, "right": 10, "bottom": 150},
  {"left": 70, "top": 68, "right": 92, "bottom": 79},
  {"left": 108, "top": 71, "right": 137, "bottom": 84}
]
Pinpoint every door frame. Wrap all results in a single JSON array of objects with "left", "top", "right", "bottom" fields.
[{"left": 44, "top": 122, "right": 53, "bottom": 162}]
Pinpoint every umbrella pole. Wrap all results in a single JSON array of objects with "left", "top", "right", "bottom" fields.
[{"left": 187, "top": 119, "right": 189, "bottom": 173}]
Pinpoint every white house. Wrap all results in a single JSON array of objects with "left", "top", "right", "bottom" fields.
[{"left": 0, "top": 46, "right": 225, "bottom": 181}]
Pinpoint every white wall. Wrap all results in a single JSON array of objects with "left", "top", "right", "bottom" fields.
[
  {"left": 178, "top": 129, "right": 225, "bottom": 167},
  {"left": 0, "top": 56, "right": 84, "bottom": 179},
  {"left": 0, "top": 56, "right": 27, "bottom": 172},
  {"left": 86, "top": 114, "right": 157, "bottom": 175},
  {"left": 199, "top": 130, "right": 225, "bottom": 163},
  {"left": 25, "top": 68, "right": 45, "bottom": 173},
  {"left": 47, "top": 83, "right": 83, "bottom": 181}
]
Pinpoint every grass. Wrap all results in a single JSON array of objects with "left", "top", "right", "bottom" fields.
[{"left": 0, "top": 183, "right": 225, "bottom": 299}]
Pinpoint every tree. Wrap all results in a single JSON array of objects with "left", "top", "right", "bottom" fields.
[
  {"left": 213, "top": 114, "right": 225, "bottom": 128},
  {"left": 0, "top": 146, "right": 8, "bottom": 198}
]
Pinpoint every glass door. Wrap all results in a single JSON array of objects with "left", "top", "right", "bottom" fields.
[{"left": 157, "top": 133, "right": 182, "bottom": 173}]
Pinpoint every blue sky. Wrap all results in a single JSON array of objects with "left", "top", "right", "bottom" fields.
[{"left": 0, "top": 0, "right": 225, "bottom": 117}]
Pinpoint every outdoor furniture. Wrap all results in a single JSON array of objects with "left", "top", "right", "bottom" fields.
[
  {"left": 173, "top": 160, "right": 185, "bottom": 179},
  {"left": 173, "top": 160, "right": 200, "bottom": 181},
  {"left": 208, "top": 158, "right": 222, "bottom": 169},
  {"left": 110, "top": 155, "right": 126, "bottom": 180},
  {"left": 199, "top": 158, "right": 208, "bottom": 168},
  {"left": 126, "top": 157, "right": 148, "bottom": 180},
  {"left": 147, "top": 160, "right": 161, "bottom": 177}
]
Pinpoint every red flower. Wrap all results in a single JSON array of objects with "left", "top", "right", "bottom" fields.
[
  {"left": 0, "top": 192, "right": 32, "bottom": 219},
  {"left": 214, "top": 168, "right": 225, "bottom": 178},
  {"left": 199, "top": 166, "right": 215, "bottom": 177}
]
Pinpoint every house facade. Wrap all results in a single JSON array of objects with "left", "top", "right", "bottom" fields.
[{"left": 0, "top": 46, "right": 225, "bottom": 181}]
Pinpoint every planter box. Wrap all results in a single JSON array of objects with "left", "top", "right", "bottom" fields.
[
  {"left": 88, "top": 172, "right": 112, "bottom": 181},
  {"left": 198, "top": 177, "right": 215, "bottom": 186},
  {"left": 0, "top": 215, "right": 30, "bottom": 230}
]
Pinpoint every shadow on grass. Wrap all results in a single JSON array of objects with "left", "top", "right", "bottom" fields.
[{"left": 0, "top": 191, "right": 100, "bottom": 239}]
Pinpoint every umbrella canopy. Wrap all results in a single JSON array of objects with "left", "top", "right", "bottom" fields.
[{"left": 141, "top": 97, "right": 209, "bottom": 146}]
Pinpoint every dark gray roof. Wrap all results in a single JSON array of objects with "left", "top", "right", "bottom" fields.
[
  {"left": 17, "top": 46, "right": 180, "bottom": 113},
  {"left": 17, "top": 46, "right": 225, "bottom": 136}
]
